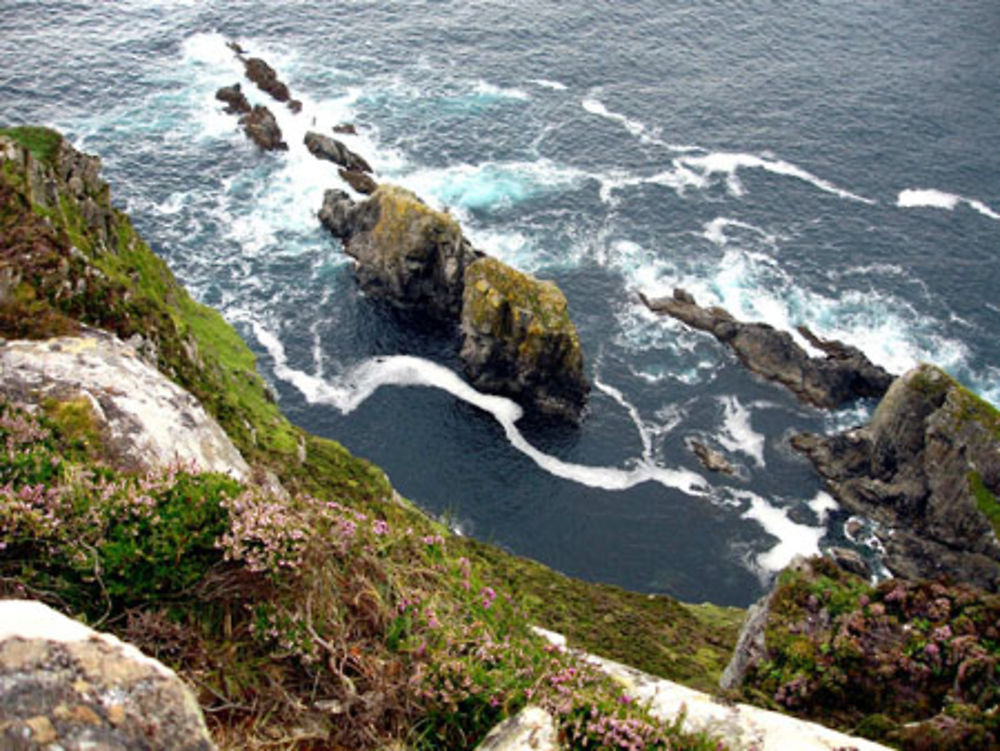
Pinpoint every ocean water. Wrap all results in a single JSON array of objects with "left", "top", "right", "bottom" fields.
[{"left": 3, "top": 0, "right": 998, "bottom": 606}]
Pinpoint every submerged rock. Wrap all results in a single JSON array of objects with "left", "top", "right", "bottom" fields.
[
  {"left": 461, "top": 257, "right": 588, "bottom": 420},
  {"left": 0, "top": 600, "right": 215, "bottom": 750},
  {"left": 333, "top": 122, "right": 357, "bottom": 135},
  {"left": 689, "top": 440, "right": 735, "bottom": 474},
  {"left": 320, "top": 185, "right": 479, "bottom": 318},
  {"left": 792, "top": 364, "right": 1000, "bottom": 590},
  {"left": 239, "top": 105, "right": 287, "bottom": 151},
  {"left": 0, "top": 333, "right": 252, "bottom": 480},
  {"left": 640, "top": 289, "right": 894, "bottom": 408},
  {"left": 214, "top": 82, "right": 250, "bottom": 114},
  {"left": 304, "top": 131, "right": 372, "bottom": 173}
]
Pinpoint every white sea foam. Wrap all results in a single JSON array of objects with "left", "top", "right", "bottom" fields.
[
  {"left": 717, "top": 396, "right": 766, "bottom": 468},
  {"left": 736, "top": 491, "right": 827, "bottom": 574},
  {"left": 582, "top": 97, "right": 649, "bottom": 141},
  {"left": 676, "top": 152, "right": 875, "bottom": 204},
  {"left": 472, "top": 80, "right": 530, "bottom": 101},
  {"left": 702, "top": 217, "right": 775, "bottom": 247},
  {"left": 897, "top": 188, "right": 1000, "bottom": 220},
  {"left": 530, "top": 78, "right": 568, "bottom": 91},
  {"left": 808, "top": 492, "right": 839, "bottom": 524}
]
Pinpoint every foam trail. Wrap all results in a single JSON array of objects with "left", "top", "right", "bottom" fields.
[
  {"left": 593, "top": 377, "right": 653, "bottom": 459},
  {"left": 676, "top": 152, "right": 875, "bottom": 204},
  {"left": 897, "top": 188, "right": 1000, "bottom": 220},
  {"left": 702, "top": 217, "right": 774, "bottom": 247},
  {"left": 717, "top": 396, "right": 766, "bottom": 468},
  {"left": 582, "top": 97, "right": 700, "bottom": 152},
  {"left": 252, "top": 323, "right": 708, "bottom": 495}
]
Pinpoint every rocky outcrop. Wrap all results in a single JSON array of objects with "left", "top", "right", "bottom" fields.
[
  {"left": 243, "top": 56, "right": 290, "bottom": 103},
  {"left": 304, "top": 131, "right": 372, "bottom": 173},
  {"left": 641, "top": 289, "right": 894, "bottom": 408},
  {"left": 320, "top": 185, "right": 480, "bottom": 318},
  {"left": 214, "top": 83, "right": 250, "bottom": 114},
  {"left": 333, "top": 122, "right": 357, "bottom": 135},
  {"left": 792, "top": 364, "right": 1000, "bottom": 590},
  {"left": 0, "top": 600, "right": 214, "bottom": 750},
  {"left": 461, "top": 257, "right": 588, "bottom": 420},
  {"left": 238, "top": 105, "right": 287, "bottom": 151},
  {"left": 0, "top": 333, "right": 252, "bottom": 480},
  {"left": 475, "top": 706, "right": 559, "bottom": 751}
]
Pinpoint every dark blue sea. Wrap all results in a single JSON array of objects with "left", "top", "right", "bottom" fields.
[{"left": 4, "top": 1, "right": 998, "bottom": 606}]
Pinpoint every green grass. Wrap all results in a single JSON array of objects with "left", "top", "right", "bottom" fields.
[
  {"left": 0, "top": 125, "right": 63, "bottom": 164},
  {"left": 969, "top": 471, "right": 1000, "bottom": 536}
]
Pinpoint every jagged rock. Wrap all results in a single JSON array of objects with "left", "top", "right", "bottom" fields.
[
  {"left": 0, "top": 333, "right": 252, "bottom": 480},
  {"left": 238, "top": 105, "right": 287, "bottom": 151},
  {"left": 792, "top": 364, "right": 1000, "bottom": 590},
  {"left": 320, "top": 185, "right": 480, "bottom": 318},
  {"left": 243, "top": 56, "right": 290, "bottom": 102},
  {"left": 226, "top": 40, "right": 245, "bottom": 55},
  {"left": 215, "top": 83, "right": 250, "bottom": 114},
  {"left": 288, "top": 99, "right": 302, "bottom": 114},
  {"left": 461, "top": 257, "right": 588, "bottom": 420},
  {"left": 304, "top": 131, "right": 372, "bottom": 173},
  {"left": 339, "top": 167, "right": 377, "bottom": 195},
  {"left": 0, "top": 600, "right": 215, "bottom": 750},
  {"left": 475, "top": 706, "right": 560, "bottom": 751},
  {"left": 640, "top": 289, "right": 894, "bottom": 408},
  {"left": 333, "top": 122, "right": 357, "bottom": 135},
  {"left": 689, "top": 440, "right": 735, "bottom": 474}
]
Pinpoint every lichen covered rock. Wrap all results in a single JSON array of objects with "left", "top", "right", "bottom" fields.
[
  {"left": 320, "top": 184, "right": 480, "bottom": 317},
  {"left": 0, "top": 600, "right": 215, "bottom": 750},
  {"left": 793, "top": 364, "right": 1000, "bottom": 590},
  {"left": 0, "top": 333, "right": 251, "bottom": 480},
  {"left": 461, "top": 257, "right": 588, "bottom": 420}
]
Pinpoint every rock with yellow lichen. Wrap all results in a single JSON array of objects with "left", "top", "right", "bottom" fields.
[
  {"left": 319, "top": 184, "right": 480, "bottom": 318},
  {"left": 461, "top": 257, "right": 588, "bottom": 421}
]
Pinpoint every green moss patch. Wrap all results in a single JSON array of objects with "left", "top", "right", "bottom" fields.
[
  {"left": 0, "top": 125, "right": 63, "bottom": 164},
  {"left": 969, "top": 471, "right": 1000, "bottom": 536}
]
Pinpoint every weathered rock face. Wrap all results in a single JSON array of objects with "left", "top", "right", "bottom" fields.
[
  {"left": 214, "top": 82, "right": 250, "bottom": 114},
  {"left": 0, "top": 600, "right": 215, "bottom": 750},
  {"left": 689, "top": 440, "right": 735, "bottom": 475},
  {"left": 641, "top": 289, "right": 894, "bottom": 408},
  {"left": 461, "top": 257, "right": 588, "bottom": 420},
  {"left": 0, "top": 333, "right": 251, "bottom": 480},
  {"left": 320, "top": 185, "right": 480, "bottom": 318},
  {"left": 238, "top": 105, "right": 287, "bottom": 151},
  {"left": 243, "top": 56, "right": 291, "bottom": 103},
  {"left": 792, "top": 364, "right": 1000, "bottom": 590},
  {"left": 304, "top": 131, "right": 372, "bottom": 173}
]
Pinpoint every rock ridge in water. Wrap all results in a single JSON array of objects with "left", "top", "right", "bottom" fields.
[
  {"left": 304, "top": 131, "right": 373, "bottom": 173},
  {"left": 792, "top": 364, "right": 1000, "bottom": 590},
  {"left": 238, "top": 105, "right": 287, "bottom": 151},
  {"left": 320, "top": 186, "right": 589, "bottom": 419},
  {"left": 641, "top": 288, "right": 894, "bottom": 408}
]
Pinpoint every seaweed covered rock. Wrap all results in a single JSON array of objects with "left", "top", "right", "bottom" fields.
[
  {"left": 641, "top": 289, "right": 894, "bottom": 408},
  {"left": 733, "top": 557, "right": 1000, "bottom": 750},
  {"left": 793, "top": 364, "right": 1000, "bottom": 590},
  {"left": 0, "top": 600, "right": 214, "bottom": 750},
  {"left": 461, "top": 257, "right": 588, "bottom": 420},
  {"left": 214, "top": 82, "right": 250, "bottom": 114},
  {"left": 320, "top": 185, "right": 480, "bottom": 318},
  {"left": 304, "top": 131, "right": 372, "bottom": 173},
  {"left": 238, "top": 105, "right": 287, "bottom": 151}
]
